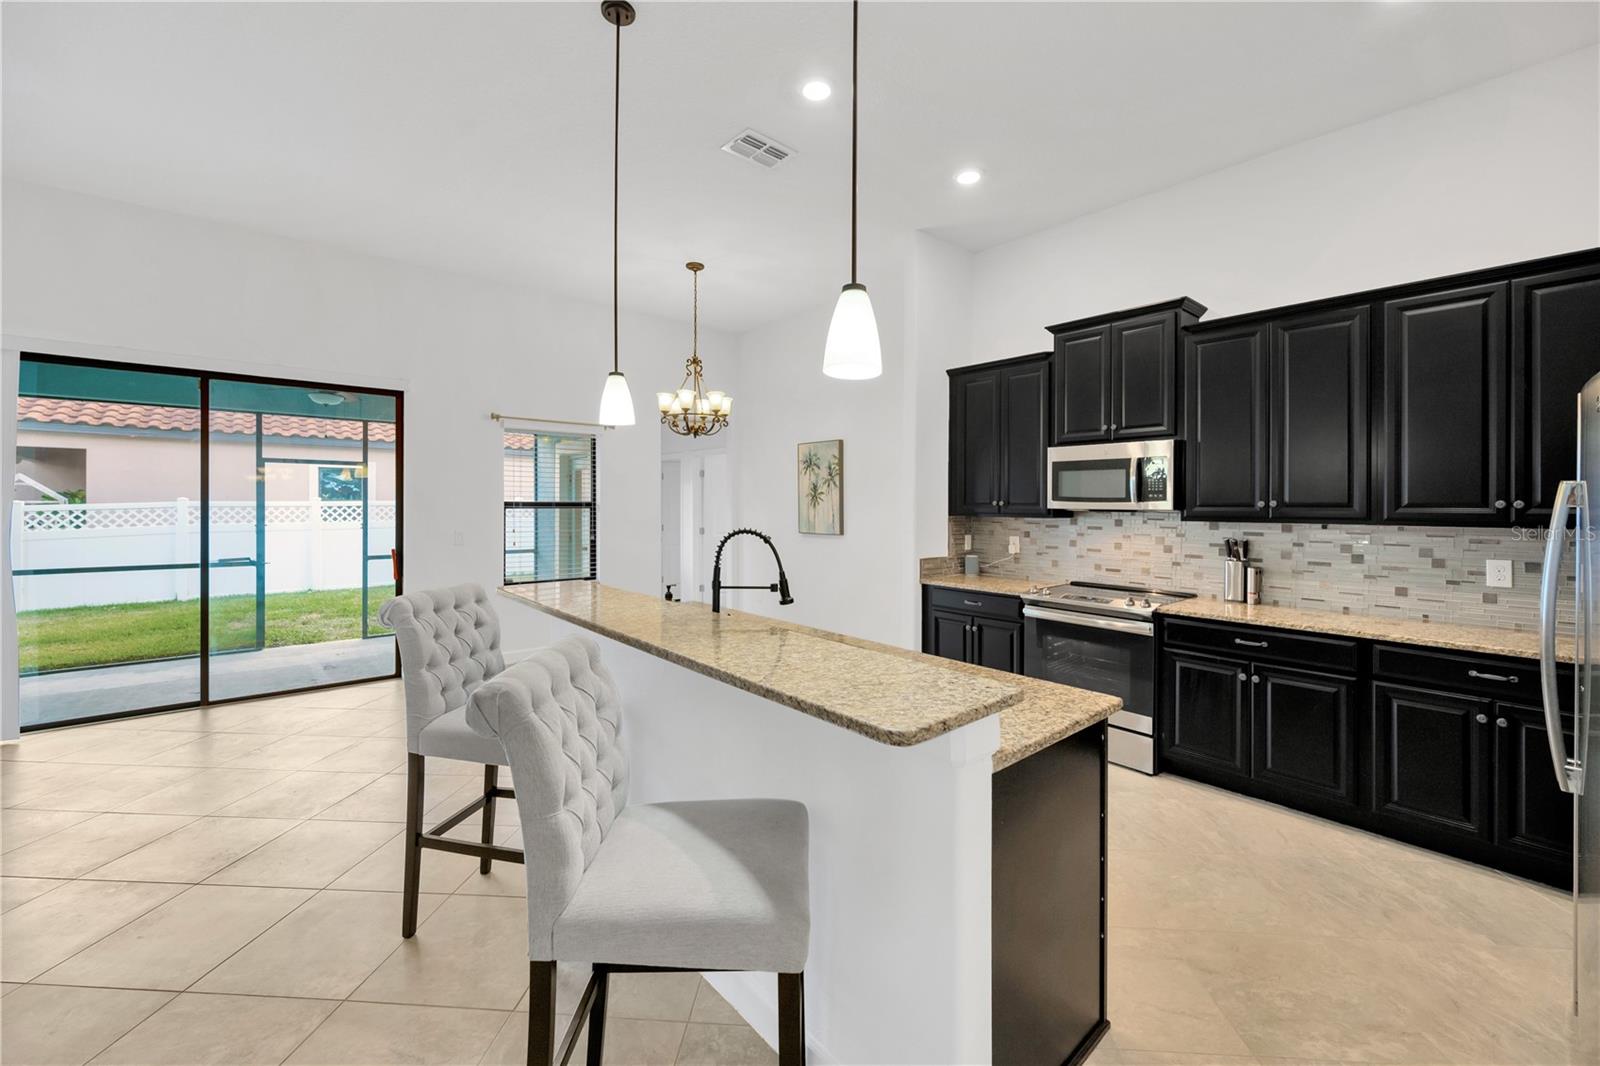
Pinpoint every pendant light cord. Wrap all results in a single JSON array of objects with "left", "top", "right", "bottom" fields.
[
  {"left": 850, "top": 0, "right": 859, "bottom": 284},
  {"left": 692, "top": 267, "right": 699, "bottom": 357},
  {"left": 612, "top": 17, "right": 621, "bottom": 374}
]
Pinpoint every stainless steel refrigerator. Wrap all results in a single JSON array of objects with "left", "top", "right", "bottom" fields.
[{"left": 1541, "top": 370, "right": 1600, "bottom": 1062}]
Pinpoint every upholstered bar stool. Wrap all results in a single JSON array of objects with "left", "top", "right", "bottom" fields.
[
  {"left": 466, "top": 635, "right": 809, "bottom": 1066},
  {"left": 379, "top": 583, "right": 521, "bottom": 937}
]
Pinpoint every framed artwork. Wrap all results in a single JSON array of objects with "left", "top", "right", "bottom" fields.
[{"left": 797, "top": 439, "right": 843, "bottom": 535}]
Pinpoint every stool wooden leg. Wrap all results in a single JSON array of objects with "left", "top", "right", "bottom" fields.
[
  {"left": 401, "top": 753, "right": 424, "bottom": 938},
  {"left": 778, "top": 971, "right": 805, "bottom": 1066},
  {"left": 527, "top": 961, "right": 557, "bottom": 1066},
  {"left": 585, "top": 967, "right": 609, "bottom": 1066},
  {"left": 480, "top": 764, "right": 499, "bottom": 875}
]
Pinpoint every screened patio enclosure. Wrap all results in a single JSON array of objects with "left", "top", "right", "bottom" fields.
[{"left": 12, "top": 354, "right": 403, "bottom": 728}]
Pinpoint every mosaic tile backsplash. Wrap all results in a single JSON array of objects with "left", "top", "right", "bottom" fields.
[{"left": 947, "top": 514, "right": 1575, "bottom": 632}]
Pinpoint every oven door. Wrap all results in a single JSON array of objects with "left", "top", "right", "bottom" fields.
[{"left": 1022, "top": 605, "right": 1156, "bottom": 768}]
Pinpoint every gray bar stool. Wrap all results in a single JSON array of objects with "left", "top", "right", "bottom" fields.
[
  {"left": 467, "top": 635, "right": 809, "bottom": 1066},
  {"left": 380, "top": 583, "right": 521, "bottom": 937}
]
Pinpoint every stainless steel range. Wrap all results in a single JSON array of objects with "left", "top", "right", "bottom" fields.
[{"left": 1020, "top": 580, "right": 1194, "bottom": 773}]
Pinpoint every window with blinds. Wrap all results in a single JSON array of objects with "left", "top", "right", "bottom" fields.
[{"left": 503, "top": 429, "right": 596, "bottom": 583}]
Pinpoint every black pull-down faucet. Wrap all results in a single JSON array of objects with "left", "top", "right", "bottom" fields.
[{"left": 711, "top": 528, "right": 793, "bottom": 614}]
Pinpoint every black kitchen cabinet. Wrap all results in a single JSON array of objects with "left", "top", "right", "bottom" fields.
[
  {"left": 1512, "top": 262, "right": 1600, "bottom": 523},
  {"left": 1051, "top": 325, "right": 1111, "bottom": 444},
  {"left": 1378, "top": 283, "right": 1509, "bottom": 524},
  {"left": 1253, "top": 664, "right": 1357, "bottom": 805},
  {"left": 1494, "top": 702, "right": 1575, "bottom": 866},
  {"left": 1183, "top": 324, "right": 1269, "bottom": 518},
  {"left": 1163, "top": 651, "right": 1251, "bottom": 778},
  {"left": 948, "top": 355, "right": 1050, "bottom": 516},
  {"left": 922, "top": 587, "right": 1025, "bottom": 674},
  {"left": 1270, "top": 305, "right": 1369, "bottom": 520},
  {"left": 1370, "top": 682, "right": 1489, "bottom": 844},
  {"left": 1047, "top": 299, "right": 1205, "bottom": 446}
]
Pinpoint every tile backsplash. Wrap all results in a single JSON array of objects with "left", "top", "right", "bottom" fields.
[{"left": 948, "top": 513, "right": 1573, "bottom": 631}]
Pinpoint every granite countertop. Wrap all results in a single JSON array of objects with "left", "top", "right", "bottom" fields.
[
  {"left": 918, "top": 570, "right": 1576, "bottom": 663},
  {"left": 501, "top": 582, "right": 1118, "bottom": 760},
  {"left": 1158, "top": 597, "right": 1576, "bottom": 663}
]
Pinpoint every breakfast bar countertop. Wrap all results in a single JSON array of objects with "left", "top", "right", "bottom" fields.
[{"left": 502, "top": 581, "right": 1118, "bottom": 767}]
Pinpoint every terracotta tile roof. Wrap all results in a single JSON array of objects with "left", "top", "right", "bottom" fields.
[{"left": 17, "top": 397, "right": 397, "bottom": 443}]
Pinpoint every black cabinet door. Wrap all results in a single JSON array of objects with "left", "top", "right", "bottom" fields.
[
  {"left": 1183, "top": 325, "right": 1269, "bottom": 519},
  {"left": 1000, "top": 360, "right": 1050, "bottom": 515},
  {"left": 1379, "top": 283, "right": 1509, "bottom": 524},
  {"left": 1163, "top": 652, "right": 1251, "bottom": 776},
  {"left": 928, "top": 609, "right": 970, "bottom": 663},
  {"left": 973, "top": 617, "right": 1023, "bottom": 674},
  {"left": 1493, "top": 702, "right": 1574, "bottom": 865},
  {"left": 1251, "top": 664, "right": 1357, "bottom": 806},
  {"left": 1052, "top": 325, "right": 1111, "bottom": 444},
  {"left": 1110, "top": 311, "right": 1177, "bottom": 439},
  {"left": 1270, "top": 305, "right": 1370, "bottom": 521},
  {"left": 1371, "top": 683, "right": 1489, "bottom": 842},
  {"left": 1511, "top": 264, "right": 1600, "bottom": 524},
  {"left": 951, "top": 369, "right": 1002, "bottom": 515}
]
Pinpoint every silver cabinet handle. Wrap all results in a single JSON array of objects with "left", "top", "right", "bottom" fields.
[
  {"left": 1476, "top": 713, "right": 1489, "bottom": 724},
  {"left": 1467, "top": 669, "right": 1517, "bottom": 684},
  {"left": 1270, "top": 499, "right": 1279, "bottom": 508},
  {"left": 1101, "top": 423, "right": 1108, "bottom": 431},
  {"left": 1496, "top": 717, "right": 1509, "bottom": 728},
  {"left": 1513, "top": 500, "right": 1525, "bottom": 510},
  {"left": 1109, "top": 423, "right": 1117, "bottom": 431},
  {"left": 1234, "top": 638, "right": 1269, "bottom": 648},
  {"left": 1236, "top": 672, "right": 1247, "bottom": 681},
  {"left": 1494, "top": 499, "right": 1506, "bottom": 509},
  {"left": 1251, "top": 674, "right": 1260, "bottom": 684},
  {"left": 1256, "top": 500, "right": 1266, "bottom": 508},
  {"left": 963, "top": 600, "right": 982, "bottom": 607},
  {"left": 998, "top": 500, "right": 1005, "bottom": 508}
]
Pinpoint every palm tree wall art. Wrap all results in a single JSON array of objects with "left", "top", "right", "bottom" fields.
[{"left": 797, "top": 439, "right": 843, "bottom": 535}]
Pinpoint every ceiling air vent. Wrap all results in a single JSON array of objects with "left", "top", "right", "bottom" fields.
[{"left": 721, "top": 129, "right": 793, "bottom": 169}]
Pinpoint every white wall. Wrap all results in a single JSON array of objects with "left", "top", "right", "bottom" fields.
[
  {"left": 908, "top": 46, "right": 1600, "bottom": 552},
  {"left": 1, "top": 179, "right": 733, "bottom": 735}
]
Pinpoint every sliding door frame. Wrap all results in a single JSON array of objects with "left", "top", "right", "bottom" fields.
[{"left": 15, "top": 350, "right": 404, "bottom": 731}]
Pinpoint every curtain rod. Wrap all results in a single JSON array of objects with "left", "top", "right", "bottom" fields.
[{"left": 490, "top": 412, "right": 615, "bottom": 431}]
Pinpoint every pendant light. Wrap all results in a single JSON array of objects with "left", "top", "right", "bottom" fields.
[
  {"left": 822, "top": 0, "right": 882, "bottom": 380},
  {"left": 596, "top": 0, "right": 638, "bottom": 425},
  {"left": 658, "top": 262, "right": 733, "bottom": 437}
]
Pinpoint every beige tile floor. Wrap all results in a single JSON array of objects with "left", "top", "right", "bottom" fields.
[
  {"left": 1, "top": 680, "right": 771, "bottom": 1066},
  {"left": 0, "top": 679, "right": 1579, "bottom": 1065}
]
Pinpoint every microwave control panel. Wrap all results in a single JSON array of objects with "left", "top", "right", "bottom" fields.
[{"left": 1137, "top": 456, "right": 1169, "bottom": 503}]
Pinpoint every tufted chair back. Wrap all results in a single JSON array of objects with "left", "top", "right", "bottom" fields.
[
  {"left": 466, "top": 634, "right": 628, "bottom": 960},
  {"left": 379, "top": 584, "right": 506, "bottom": 751}
]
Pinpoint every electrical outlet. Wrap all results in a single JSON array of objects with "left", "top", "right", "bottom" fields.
[
  {"left": 963, "top": 533, "right": 972, "bottom": 551},
  {"left": 1007, "top": 535, "right": 1021, "bottom": 555},
  {"left": 452, "top": 530, "right": 465, "bottom": 547},
  {"left": 1486, "top": 559, "right": 1512, "bottom": 588}
]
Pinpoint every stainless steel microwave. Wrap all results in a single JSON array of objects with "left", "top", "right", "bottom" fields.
[{"left": 1046, "top": 439, "right": 1177, "bottom": 511}]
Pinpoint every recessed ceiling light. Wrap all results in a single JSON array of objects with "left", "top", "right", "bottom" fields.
[
  {"left": 801, "top": 80, "right": 832, "bottom": 102},
  {"left": 954, "top": 169, "right": 982, "bottom": 186}
]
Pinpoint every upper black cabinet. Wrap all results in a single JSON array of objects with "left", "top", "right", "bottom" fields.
[
  {"left": 1512, "top": 263, "right": 1600, "bottom": 523},
  {"left": 1185, "top": 305, "right": 1369, "bottom": 522},
  {"left": 949, "top": 354, "right": 1050, "bottom": 516},
  {"left": 1047, "top": 299, "right": 1205, "bottom": 445},
  {"left": 1378, "top": 283, "right": 1509, "bottom": 524}
]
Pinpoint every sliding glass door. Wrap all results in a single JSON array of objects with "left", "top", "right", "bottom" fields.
[{"left": 13, "top": 354, "right": 402, "bottom": 728}]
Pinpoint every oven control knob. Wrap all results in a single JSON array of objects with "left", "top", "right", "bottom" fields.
[
  {"left": 1124, "top": 597, "right": 1136, "bottom": 607},
  {"left": 1140, "top": 598, "right": 1152, "bottom": 608}
]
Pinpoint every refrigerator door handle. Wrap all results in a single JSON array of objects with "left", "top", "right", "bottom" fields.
[{"left": 1540, "top": 478, "right": 1586, "bottom": 794}]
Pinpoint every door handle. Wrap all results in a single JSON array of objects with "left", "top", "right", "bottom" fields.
[
  {"left": 1251, "top": 675, "right": 1260, "bottom": 684},
  {"left": 1475, "top": 713, "right": 1489, "bottom": 725},
  {"left": 1467, "top": 669, "right": 1517, "bottom": 684},
  {"left": 1233, "top": 638, "right": 1269, "bottom": 648},
  {"left": 1496, "top": 717, "right": 1509, "bottom": 729},
  {"left": 1539, "top": 479, "right": 1586, "bottom": 794},
  {"left": 963, "top": 600, "right": 983, "bottom": 607}
]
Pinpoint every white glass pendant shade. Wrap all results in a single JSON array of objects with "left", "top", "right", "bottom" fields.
[
  {"left": 823, "top": 283, "right": 882, "bottom": 380},
  {"left": 656, "top": 392, "right": 674, "bottom": 412},
  {"left": 598, "top": 371, "right": 636, "bottom": 426}
]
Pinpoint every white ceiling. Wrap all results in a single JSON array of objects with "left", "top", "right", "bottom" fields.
[{"left": 5, "top": 1, "right": 1596, "bottom": 332}]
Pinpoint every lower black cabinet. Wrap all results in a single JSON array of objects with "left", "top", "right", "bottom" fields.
[
  {"left": 1370, "top": 683, "right": 1488, "bottom": 843},
  {"left": 929, "top": 609, "right": 972, "bottom": 663},
  {"left": 1254, "top": 665, "right": 1356, "bottom": 805},
  {"left": 922, "top": 590, "right": 1024, "bottom": 674},
  {"left": 1163, "top": 652, "right": 1250, "bottom": 777},
  {"left": 1494, "top": 702, "right": 1575, "bottom": 866},
  {"left": 973, "top": 617, "right": 1023, "bottom": 674}
]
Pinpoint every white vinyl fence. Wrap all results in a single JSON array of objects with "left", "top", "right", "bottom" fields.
[{"left": 11, "top": 499, "right": 397, "bottom": 611}]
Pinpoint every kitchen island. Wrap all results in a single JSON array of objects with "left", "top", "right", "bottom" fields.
[{"left": 500, "top": 582, "right": 1118, "bottom": 1065}]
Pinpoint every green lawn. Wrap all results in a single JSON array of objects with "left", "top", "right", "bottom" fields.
[{"left": 17, "top": 585, "right": 396, "bottom": 673}]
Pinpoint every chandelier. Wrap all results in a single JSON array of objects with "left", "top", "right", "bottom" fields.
[{"left": 657, "top": 261, "right": 732, "bottom": 437}]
